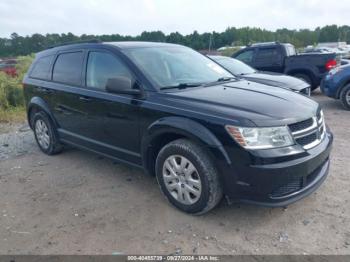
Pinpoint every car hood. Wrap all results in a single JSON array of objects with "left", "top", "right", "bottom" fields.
[
  {"left": 241, "top": 72, "right": 309, "bottom": 91},
  {"left": 159, "top": 80, "right": 318, "bottom": 127}
]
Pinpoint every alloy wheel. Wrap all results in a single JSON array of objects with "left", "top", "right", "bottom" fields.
[{"left": 346, "top": 90, "right": 350, "bottom": 105}]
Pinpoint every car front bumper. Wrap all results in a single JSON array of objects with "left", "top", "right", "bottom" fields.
[{"left": 220, "top": 129, "right": 333, "bottom": 207}]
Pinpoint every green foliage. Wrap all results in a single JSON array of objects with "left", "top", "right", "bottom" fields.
[
  {"left": 0, "top": 25, "right": 349, "bottom": 57},
  {"left": 0, "top": 55, "right": 33, "bottom": 111}
]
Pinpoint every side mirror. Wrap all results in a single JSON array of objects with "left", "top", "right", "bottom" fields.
[{"left": 106, "top": 77, "right": 141, "bottom": 96}]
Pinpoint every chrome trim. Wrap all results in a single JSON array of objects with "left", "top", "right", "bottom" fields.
[
  {"left": 290, "top": 110, "right": 326, "bottom": 150},
  {"left": 318, "top": 110, "right": 324, "bottom": 125},
  {"left": 291, "top": 117, "right": 317, "bottom": 136}
]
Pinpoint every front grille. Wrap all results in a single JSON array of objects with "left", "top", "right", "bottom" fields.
[
  {"left": 270, "top": 177, "right": 303, "bottom": 197},
  {"left": 295, "top": 132, "right": 317, "bottom": 146},
  {"left": 288, "top": 118, "right": 313, "bottom": 133},
  {"left": 288, "top": 110, "right": 326, "bottom": 150}
]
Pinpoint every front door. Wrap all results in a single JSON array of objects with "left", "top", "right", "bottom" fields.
[{"left": 77, "top": 50, "right": 141, "bottom": 164}]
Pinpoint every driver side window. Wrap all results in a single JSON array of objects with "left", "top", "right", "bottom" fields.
[{"left": 86, "top": 51, "right": 132, "bottom": 90}]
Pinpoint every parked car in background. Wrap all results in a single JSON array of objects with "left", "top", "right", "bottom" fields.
[
  {"left": 209, "top": 55, "right": 311, "bottom": 96},
  {"left": 316, "top": 42, "right": 350, "bottom": 58},
  {"left": 321, "top": 64, "right": 350, "bottom": 110},
  {"left": 303, "top": 47, "right": 349, "bottom": 59},
  {"left": 23, "top": 41, "right": 333, "bottom": 214},
  {"left": 232, "top": 42, "right": 340, "bottom": 90},
  {"left": 0, "top": 59, "right": 17, "bottom": 77}
]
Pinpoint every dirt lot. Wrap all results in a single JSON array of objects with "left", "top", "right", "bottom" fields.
[{"left": 0, "top": 90, "right": 349, "bottom": 255}]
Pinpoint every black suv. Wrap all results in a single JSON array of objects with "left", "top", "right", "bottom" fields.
[{"left": 23, "top": 41, "right": 333, "bottom": 214}]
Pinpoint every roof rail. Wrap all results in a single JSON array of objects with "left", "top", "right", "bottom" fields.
[
  {"left": 47, "top": 39, "right": 102, "bottom": 49},
  {"left": 249, "top": 41, "right": 280, "bottom": 47}
]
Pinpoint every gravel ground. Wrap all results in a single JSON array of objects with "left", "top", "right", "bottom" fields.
[{"left": 0, "top": 90, "right": 349, "bottom": 255}]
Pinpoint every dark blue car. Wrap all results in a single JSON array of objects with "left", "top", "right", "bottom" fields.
[{"left": 321, "top": 64, "right": 350, "bottom": 110}]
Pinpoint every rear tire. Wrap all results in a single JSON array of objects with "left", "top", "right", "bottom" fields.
[
  {"left": 293, "top": 73, "right": 315, "bottom": 90},
  {"left": 340, "top": 84, "right": 350, "bottom": 111},
  {"left": 32, "top": 111, "right": 63, "bottom": 155},
  {"left": 155, "top": 138, "right": 223, "bottom": 215}
]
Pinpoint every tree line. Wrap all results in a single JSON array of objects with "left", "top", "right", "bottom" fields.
[{"left": 1, "top": 25, "right": 350, "bottom": 57}]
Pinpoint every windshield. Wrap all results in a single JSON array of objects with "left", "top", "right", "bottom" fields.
[
  {"left": 123, "top": 46, "right": 233, "bottom": 89},
  {"left": 212, "top": 57, "right": 256, "bottom": 75}
]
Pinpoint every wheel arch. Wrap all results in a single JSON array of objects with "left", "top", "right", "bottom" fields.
[
  {"left": 141, "top": 117, "right": 231, "bottom": 176},
  {"left": 286, "top": 69, "right": 316, "bottom": 86},
  {"left": 27, "top": 97, "right": 57, "bottom": 129},
  {"left": 336, "top": 79, "right": 350, "bottom": 99}
]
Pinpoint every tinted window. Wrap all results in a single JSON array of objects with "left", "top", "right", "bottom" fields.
[
  {"left": 30, "top": 55, "right": 54, "bottom": 80},
  {"left": 255, "top": 48, "right": 280, "bottom": 62},
  {"left": 53, "top": 52, "right": 84, "bottom": 85},
  {"left": 235, "top": 50, "right": 254, "bottom": 63},
  {"left": 86, "top": 52, "right": 132, "bottom": 90}
]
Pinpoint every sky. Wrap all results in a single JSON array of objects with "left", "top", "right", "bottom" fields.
[{"left": 1, "top": 0, "right": 349, "bottom": 38}]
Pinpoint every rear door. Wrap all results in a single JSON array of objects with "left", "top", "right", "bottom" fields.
[
  {"left": 50, "top": 50, "right": 87, "bottom": 139},
  {"left": 254, "top": 46, "right": 284, "bottom": 73}
]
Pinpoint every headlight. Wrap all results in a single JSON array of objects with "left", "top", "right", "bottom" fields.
[{"left": 225, "top": 125, "right": 294, "bottom": 149}]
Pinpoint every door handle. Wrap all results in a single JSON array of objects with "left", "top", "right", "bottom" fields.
[
  {"left": 55, "top": 105, "right": 72, "bottom": 115},
  {"left": 79, "top": 96, "right": 92, "bottom": 102},
  {"left": 36, "top": 87, "right": 53, "bottom": 94}
]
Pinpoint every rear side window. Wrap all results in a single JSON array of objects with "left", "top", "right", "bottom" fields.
[
  {"left": 285, "top": 45, "right": 296, "bottom": 56},
  {"left": 86, "top": 51, "right": 132, "bottom": 90},
  {"left": 255, "top": 48, "right": 280, "bottom": 62},
  {"left": 53, "top": 52, "right": 84, "bottom": 85},
  {"left": 30, "top": 55, "right": 54, "bottom": 80},
  {"left": 235, "top": 50, "right": 254, "bottom": 63}
]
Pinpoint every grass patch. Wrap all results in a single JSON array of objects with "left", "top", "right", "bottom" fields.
[
  {"left": 0, "top": 107, "right": 26, "bottom": 123},
  {"left": 0, "top": 55, "right": 33, "bottom": 123}
]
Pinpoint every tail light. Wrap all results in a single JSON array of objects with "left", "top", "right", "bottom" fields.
[{"left": 325, "top": 59, "right": 337, "bottom": 71}]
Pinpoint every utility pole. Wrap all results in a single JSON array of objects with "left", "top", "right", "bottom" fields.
[{"left": 209, "top": 34, "right": 212, "bottom": 52}]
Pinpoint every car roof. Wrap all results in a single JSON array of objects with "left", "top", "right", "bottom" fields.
[
  {"left": 106, "top": 41, "right": 182, "bottom": 49},
  {"left": 36, "top": 41, "right": 183, "bottom": 58}
]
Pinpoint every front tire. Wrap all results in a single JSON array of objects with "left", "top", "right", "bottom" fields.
[
  {"left": 155, "top": 139, "right": 223, "bottom": 215},
  {"left": 32, "top": 111, "right": 63, "bottom": 155},
  {"left": 340, "top": 84, "right": 350, "bottom": 110}
]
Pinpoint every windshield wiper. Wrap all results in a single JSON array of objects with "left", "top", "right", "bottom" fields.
[
  {"left": 216, "top": 77, "right": 236, "bottom": 82},
  {"left": 204, "top": 76, "right": 236, "bottom": 86},
  {"left": 160, "top": 83, "right": 203, "bottom": 90}
]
